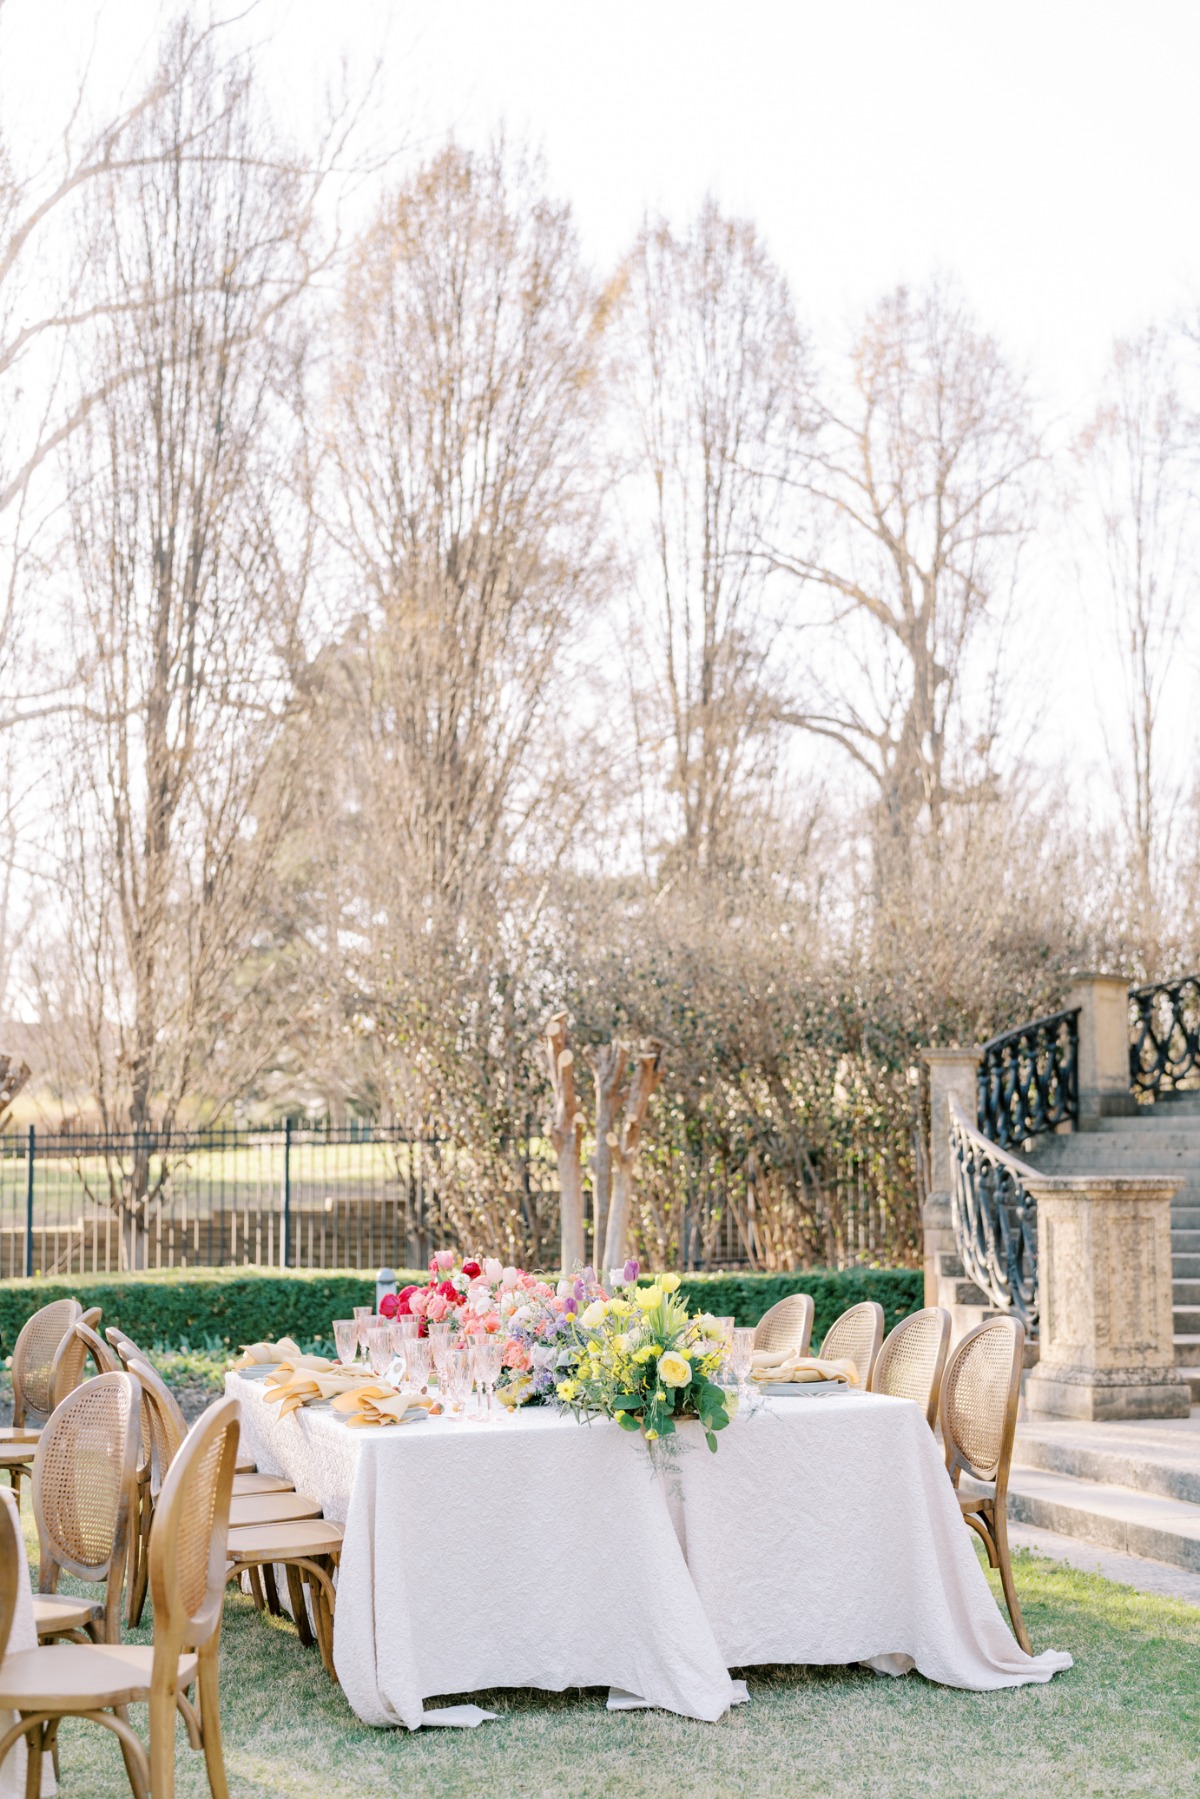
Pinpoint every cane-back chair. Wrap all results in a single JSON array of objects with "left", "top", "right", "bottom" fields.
[
  {"left": 0, "top": 1298, "right": 86, "bottom": 1501},
  {"left": 752, "top": 1293, "right": 814, "bottom": 1356},
  {"left": 114, "top": 1334, "right": 258, "bottom": 1472},
  {"left": 941, "top": 1314, "right": 1029, "bottom": 1652},
  {"left": 0, "top": 1393, "right": 241, "bottom": 1799},
  {"left": 818, "top": 1300, "right": 885, "bottom": 1387},
  {"left": 51, "top": 1318, "right": 122, "bottom": 1408},
  {"left": 868, "top": 1306, "right": 952, "bottom": 1427},
  {"left": 31, "top": 1370, "right": 142, "bottom": 1648}
]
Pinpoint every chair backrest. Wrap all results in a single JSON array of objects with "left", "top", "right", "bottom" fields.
[
  {"left": 149, "top": 1395, "right": 239, "bottom": 1661},
  {"left": 819, "top": 1301, "right": 885, "bottom": 1386},
  {"left": 33, "top": 1370, "right": 142, "bottom": 1642},
  {"left": 11, "top": 1299, "right": 83, "bottom": 1424},
  {"left": 941, "top": 1315, "right": 1025, "bottom": 1492},
  {"left": 752, "top": 1293, "right": 814, "bottom": 1356},
  {"left": 50, "top": 1319, "right": 121, "bottom": 1410},
  {"left": 125, "top": 1355, "right": 188, "bottom": 1492},
  {"left": 0, "top": 1492, "right": 23, "bottom": 1663},
  {"left": 868, "top": 1306, "right": 951, "bottom": 1425}
]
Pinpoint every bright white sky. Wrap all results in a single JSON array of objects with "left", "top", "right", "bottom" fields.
[{"left": 3, "top": 0, "right": 1199, "bottom": 795}]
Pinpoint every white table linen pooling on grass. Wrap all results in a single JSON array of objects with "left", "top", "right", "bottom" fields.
[
  {"left": 226, "top": 1372, "right": 1070, "bottom": 1728},
  {"left": 0, "top": 1488, "right": 54, "bottom": 1798}
]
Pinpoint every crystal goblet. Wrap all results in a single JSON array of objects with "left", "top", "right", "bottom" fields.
[
  {"left": 469, "top": 1334, "right": 505, "bottom": 1421},
  {"left": 440, "top": 1345, "right": 473, "bottom": 1417},
  {"left": 403, "top": 1336, "right": 433, "bottom": 1398},
  {"left": 333, "top": 1319, "right": 358, "bottom": 1367},
  {"left": 729, "top": 1326, "right": 755, "bottom": 1404}
]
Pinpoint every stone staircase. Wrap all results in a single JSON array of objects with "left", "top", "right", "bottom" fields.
[{"left": 1023, "top": 1088, "right": 1200, "bottom": 1399}]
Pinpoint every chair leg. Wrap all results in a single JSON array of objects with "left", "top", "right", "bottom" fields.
[
  {"left": 285, "top": 1564, "right": 315, "bottom": 1647},
  {"left": 246, "top": 1565, "right": 266, "bottom": 1611},
  {"left": 261, "top": 1562, "right": 282, "bottom": 1615},
  {"left": 148, "top": 1689, "right": 177, "bottom": 1799},
  {"left": 21, "top": 1719, "right": 41, "bottom": 1799},
  {"left": 197, "top": 1636, "right": 230, "bottom": 1799},
  {"left": 128, "top": 1490, "right": 152, "bottom": 1628},
  {"left": 992, "top": 1504, "right": 1031, "bottom": 1654}
]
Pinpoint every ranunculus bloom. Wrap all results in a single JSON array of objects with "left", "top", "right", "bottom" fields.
[
  {"left": 438, "top": 1280, "right": 459, "bottom": 1302},
  {"left": 461, "top": 1260, "right": 482, "bottom": 1279},
  {"left": 658, "top": 1350, "right": 691, "bottom": 1387},
  {"left": 483, "top": 1256, "right": 503, "bottom": 1284},
  {"left": 435, "top": 1249, "right": 456, "bottom": 1271},
  {"left": 379, "top": 1293, "right": 399, "bottom": 1319},
  {"left": 503, "top": 1340, "right": 530, "bottom": 1371},
  {"left": 408, "top": 1288, "right": 431, "bottom": 1316}
]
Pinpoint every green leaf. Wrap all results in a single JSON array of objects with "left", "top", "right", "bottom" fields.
[
  {"left": 705, "top": 1430, "right": 717, "bottom": 1453},
  {"left": 617, "top": 1411, "right": 641, "bottom": 1432}
]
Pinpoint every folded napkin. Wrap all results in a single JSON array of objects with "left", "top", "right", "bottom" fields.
[
  {"left": 751, "top": 1350, "right": 859, "bottom": 1386},
  {"left": 230, "top": 1337, "right": 304, "bottom": 1370},
  {"left": 329, "top": 1383, "right": 436, "bottom": 1428},
  {"left": 263, "top": 1365, "right": 380, "bottom": 1418}
]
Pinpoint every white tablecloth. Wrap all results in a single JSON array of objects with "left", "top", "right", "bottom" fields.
[
  {"left": 0, "top": 1488, "right": 54, "bottom": 1797},
  {"left": 227, "top": 1372, "right": 1070, "bottom": 1726}
]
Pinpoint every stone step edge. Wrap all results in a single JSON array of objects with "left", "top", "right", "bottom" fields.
[
  {"left": 1012, "top": 1436, "right": 1200, "bottom": 1506},
  {"left": 998, "top": 1468, "right": 1200, "bottom": 1572}
]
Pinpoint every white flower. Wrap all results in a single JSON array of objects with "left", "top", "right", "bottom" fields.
[
  {"left": 469, "top": 1283, "right": 493, "bottom": 1316},
  {"left": 500, "top": 1266, "right": 519, "bottom": 1290},
  {"left": 557, "top": 1279, "right": 574, "bottom": 1297},
  {"left": 484, "top": 1256, "right": 504, "bottom": 1284}
]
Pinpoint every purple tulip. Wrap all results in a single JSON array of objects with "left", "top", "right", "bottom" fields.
[
  {"left": 573, "top": 1278, "right": 585, "bottom": 1303},
  {"left": 624, "top": 1259, "right": 640, "bottom": 1284},
  {"left": 563, "top": 1295, "right": 577, "bottom": 1316}
]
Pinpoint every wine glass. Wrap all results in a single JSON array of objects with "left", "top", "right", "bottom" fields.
[
  {"left": 440, "top": 1345, "right": 472, "bottom": 1417},
  {"left": 428, "top": 1325, "right": 455, "bottom": 1388},
  {"left": 714, "top": 1315, "right": 735, "bottom": 1347},
  {"left": 403, "top": 1337, "right": 433, "bottom": 1398},
  {"left": 352, "top": 1305, "right": 373, "bottom": 1362},
  {"left": 333, "top": 1319, "right": 358, "bottom": 1367},
  {"left": 469, "top": 1335, "right": 505, "bottom": 1421},
  {"left": 729, "top": 1326, "right": 755, "bottom": 1404},
  {"left": 366, "top": 1322, "right": 394, "bottom": 1379}
]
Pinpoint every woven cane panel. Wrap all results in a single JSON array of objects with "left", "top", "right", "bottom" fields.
[
  {"left": 40, "top": 1380, "right": 132, "bottom": 1571},
  {"left": 176, "top": 1431, "right": 224, "bottom": 1619},
  {"left": 943, "top": 1325, "right": 1015, "bottom": 1477},
  {"left": 873, "top": 1313, "right": 943, "bottom": 1410},
  {"left": 820, "top": 1306, "right": 878, "bottom": 1385},
  {"left": 20, "top": 1301, "right": 78, "bottom": 1416},
  {"left": 753, "top": 1295, "right": 813, "bottom": 1354}
]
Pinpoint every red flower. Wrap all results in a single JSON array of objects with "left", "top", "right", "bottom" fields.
[
  {"left": 379, "top": 1293, "right": 399, "bottom": 1319},
  {"left": 461, "top": 1260, "right": 482, "bottom": 1279},
  {"left": 438, "top": 1279, "right": 459, "bottom": 1302}
]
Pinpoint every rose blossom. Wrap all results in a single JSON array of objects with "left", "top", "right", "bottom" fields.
[{"left": 408, "top": 1288, "right": 431, "bottom": 1317}]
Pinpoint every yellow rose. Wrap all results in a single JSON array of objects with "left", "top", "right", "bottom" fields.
[
  {"left": 580, "top": 1299, "right": 607, "bottom": 1328},
  {"left": 658, "top": 1350, "right": 692, "bottom": 1387},
  {"left": 634, "top": 1286, "right": 662, "bottom": 1310},
  {"left": 660, "top": 1272, "right": 681, "bottom": 1294}
]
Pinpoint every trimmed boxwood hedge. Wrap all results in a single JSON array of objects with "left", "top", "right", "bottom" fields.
[{"left": 0, "top": 1265, "right": 923, "bottom": 1355}]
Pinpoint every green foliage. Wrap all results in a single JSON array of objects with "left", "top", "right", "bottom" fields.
[{"left": 0, "top": 1266, "right": 921, "bottom": 1356}]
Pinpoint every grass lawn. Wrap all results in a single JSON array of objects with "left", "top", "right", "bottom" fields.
[{"left": 23, "top": 1526, "right": 1200, "bottom": 1799}]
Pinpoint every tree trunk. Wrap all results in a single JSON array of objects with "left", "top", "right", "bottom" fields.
[
  {"left": 603, "top": 1039, "right": 664, "bottom": 1271},
  {"left": 586, "top": 1040, "right": 629, "bottom": 1274},
  {"left": 543, "top": 1013, "right": 585, "bottom": 1273}
]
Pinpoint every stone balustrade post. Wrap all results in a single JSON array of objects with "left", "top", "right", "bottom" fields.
[
  {"left": 1066, "top": 970, "right": 1135, "bottom": 1128},
  {"left": 920, "top": 1048, "right": 981, "bottom": 1308},
  {"left": 1024, "top": 1172, "right": 1189, "bottom": 1420}
]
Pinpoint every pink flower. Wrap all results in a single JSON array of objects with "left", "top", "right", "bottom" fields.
[
  {"left": 426, "top": 1293, "right": 450, "bottom": 1322},
  {"left": 500, "top": 1266, "right": 519, "bottom": 1291},
  {"left": 483, "top": 1256, "right": 503, "bottom": 1284},
  {"left": 503, "top": 1341, "right": 530, "bottom": 1371},
  {"left": 483, "top": 1312, "right": 500, "bottom": 1333},
  {"left": 434, "top": 1249, "right": 456, "bottom": 1271},
  {"left": 408, "top": 1288, "right": 431, "bottom": 1317}
]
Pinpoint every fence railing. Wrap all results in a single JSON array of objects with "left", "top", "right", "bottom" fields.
[
  {"left": 1129, "top": 974, "right": 1200, "bottom": 1096},
  {"left": 950, "top": 1096, "right": 1039, "bottom": 1331},
  {"left": 976, "top": 1008, "right": 1079, "bottom": 1150},
  {"left": 0, "top": 1119, "right": 896, "bottom": 1277}
]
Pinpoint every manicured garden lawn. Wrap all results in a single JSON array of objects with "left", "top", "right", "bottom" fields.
[{"left": 28, "top": 1530, "right": 1200, "bottom": 1799}]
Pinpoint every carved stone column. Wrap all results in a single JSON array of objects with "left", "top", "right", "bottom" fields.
[
  {"left": 1066, "top": 970, "right": 1136, "bottom": 1128},
  {"left": 1024, "top": 1173, "right": 1189, "bottom": 1420},
  {"left": 921, "top": 1049, "right": 981, "bottom": 1309}
]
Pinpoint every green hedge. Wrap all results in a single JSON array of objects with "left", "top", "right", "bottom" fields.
[{"left": 0, "top": 1265, "right": 922, "bottom": 1355}]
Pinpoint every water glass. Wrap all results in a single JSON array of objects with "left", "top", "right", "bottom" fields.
[
  {"left": 353, "top": 1305, "right": 373, "bottom": 1361},
  {"left": 440, "top": 1345, "right": 473, "bottom": 1417},
  {"left": 714, "top": 1315, "right": 735, "bottom": 1347},
  {"left": 428, "top": 1325, "right": 455, "bottom": 1386},
  {"left": 469, "top": 1334, "right": 505, "bottom": 1421},
  {"left": 366, "top": 1321, "right": 393, "bottom": 1378},
  {"left": 333, "top": 1320, "right": 358, "bottom": 1367},
  {"left": 403, "top": 1337, "right": 433, "bottom": 1397},
  {"left": 391, "top": 1316, "right": 419, "bottom": 1342},
  {"left": 729, "top": 1326, "right": 755, "bottom": 1402}
]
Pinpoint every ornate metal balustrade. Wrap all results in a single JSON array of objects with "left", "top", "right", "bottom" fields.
[
  {"left": 976, "top": 1008, "right": 1079, "bottom": 1150},
  {"left": 1129, "top": 974, "right": 1200, "bottom": 1095},
  {"left": 949, "top": 1096, "right": 1039, "bottom": 1331}
]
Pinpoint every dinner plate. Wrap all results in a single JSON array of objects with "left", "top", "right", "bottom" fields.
[{"left": 757, "top": 1380, "right": 860, "bottom": 1398}]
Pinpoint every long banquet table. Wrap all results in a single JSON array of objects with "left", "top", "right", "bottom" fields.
[{"left": 226, "top": 1370, "right": 1071, "bottom": 1726}]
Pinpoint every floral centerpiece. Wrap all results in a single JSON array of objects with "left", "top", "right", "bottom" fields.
[
  {"left": 554, "top": 1270, "right": 734, "bottom": 1453},
  {"left": 380, "top": 1250, "right": 559, "bottom": 1345}
]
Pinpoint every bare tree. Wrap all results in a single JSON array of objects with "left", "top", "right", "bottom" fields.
[
  {"left": 542, "top": 1012, "right": 585, "bottom": 1269},
  {"left": 1075, "top": 325, "right": 1196, "bottom": 935},
  {"left": 44, "top": 26, "right": 318, "bottom": 1263},
  {"left": 773, "top": 280, "right": 1039, "bottom": 891},
  {"left": 616, "top": 200, "right": 810, "bottom": 875}
]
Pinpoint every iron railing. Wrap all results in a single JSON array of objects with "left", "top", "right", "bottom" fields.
[
  {"left": 950, "top": 1096, "right": 1039, "bottom": 1331},
  {"left": 977, "top": 1008, "right": 1079, "bottom": 1150},
  {"left": 1129, "top": 974, "right": 1200, "bottom": 1096}
]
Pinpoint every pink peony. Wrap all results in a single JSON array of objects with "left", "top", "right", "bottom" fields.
[
  {"left": 426, "top": 1292, "right": 450, "bottom": 1322},
  {"left": 408, "top": 1288, "right": 431, "bottom": 1317},
  {"left": 379, "top": 1293, "right": 399, "bottom": 1319}
]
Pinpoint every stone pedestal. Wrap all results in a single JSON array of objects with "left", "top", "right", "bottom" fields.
[
  {"left": 921, "top": 1049, "right": 981, "bottom": 1309},
  {"left": 1067, "top": 970, "right": 1138, "bottom": 1127},
  {"left": 1025, "top": 1173, "right": 1189, "bottom": 1420}
]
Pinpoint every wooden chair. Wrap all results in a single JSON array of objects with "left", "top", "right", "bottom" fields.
[
  {"left": 51, "top": 1317, "right": 122, "bottom": 1407},
  {"left": 112, "top": 1335, "right": 257, "bottom": 1474},
  {"left": 31, "top": 1369, "right": 142, "bottom": 1647},
  {"left": 752, "top": 1293, "right": 814, "bottom": 1356},
  {"left": 224, "top": 1516, "right": 344, "bottom": 1679},
  {"left": 819, "top": 1300, "right": 884, "bottom": 1386},
  {"left": 0, "top": 1299, "right": 84, "bottom": 1498},
  {"left": 868, "top": 1306, "right": 951, "bottom": 1427},
  {"left": 0, "top": 1393, "right": 241, "bottom": 1799},
  {"left": 941, "top": 1314, "right": 1030, "bottom": 1653}
]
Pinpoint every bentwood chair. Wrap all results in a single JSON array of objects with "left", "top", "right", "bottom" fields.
[
  {"left": 52, "top": 1317, "right": 122, "bottom": 1405},
  {"left": 112, "top": 1334, "right": 258, "bottom": 1473},
  {"left": 31, "top": 1370, "right": 142, "bottom": 1647},
  {"left": 868, "top": 1306, "right": 951, "bottom": 1427},
  {"left": 0, "top": 1394, "right": 241, "bottom": 1799},
  {"left": 224, "top": 1515, "right": 344, "bottom": 1679},
  {"left": 941, "top": 1315, "right": 1029, "bottom": 1653},
  {"left": 752, "top": 1294, "right": 814, "bottom": 1356},
  {"left": 818, "top": 1301, "right": 885, "bottom": 1387},
  {"left": 0, "top": 1299, "right": 84, "bottom": 1497}
]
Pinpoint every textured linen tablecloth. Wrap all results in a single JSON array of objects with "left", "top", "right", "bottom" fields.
[
  {"left": 0, "top": 1488, "right": 54, "bottom": 1797},
  {"left": 226, "top": 1372, "right": 1070, "bottom": 1727}
]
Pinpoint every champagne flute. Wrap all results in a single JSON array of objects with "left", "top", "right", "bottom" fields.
[{"left": 352, "top": 1305, "right": 373, "bottom": 1363}]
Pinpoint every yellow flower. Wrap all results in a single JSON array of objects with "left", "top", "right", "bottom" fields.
[
  {"left": 634, "top": 1286, "right": 662, "bottom": 1311},
  {"left": 633, "top": 1345, "right": 657, "bottom": 1365},
  {"left": 660, "top": 1272, "right": 681, "bottom": 1294},
  {"left": 614, "top": 1334, "right": 629, "bottom": 1354},
  {"left": 556, "top": 1380, "right": 579, "bottom": 1402},
  {"left": 580, "top": 1299, "right": 607, "bottom": 1328},
  {"left": 658, "top": 1350, "right": 692, "bottom": 1387},
  {"left": 608, "top": 1296, "right": 632, "bottom": 1317},
  {"left": 645, "top": 1429, "right": 659, "bottom": 1441}
]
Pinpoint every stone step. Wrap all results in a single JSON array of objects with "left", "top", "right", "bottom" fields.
[
  {"left": 1172, "top": 1231, "right": 1200, "bottom": 1253},
  {"left": 1172, "top": 1209, "right": 1200, "bottom": 1230},
  {"left": 1000, "top": 1465, "right": 1200, "bottom": 1572},
  {"left": 1144, "top": 1092, "right": 1200, "bottom": 1119},
  {"left": 1015, "top": 1417, "right": 1200, "bottom": 1505},
  {"left": 1028, "top": 1138, "right": 1200, "bottom": 1168},
  {"left": 1176, "top": 1335, "right": 1200, "bottom": 1367},
  {"left": 1174, "top": 1256, "right": 1200, "bottom": 1279},
  {"left": 1179, "top": 1368, "right": 1200, "bottom": 1403},
  {"left": 1175, "top": 1281, "right": 1200, "bottom": 1305}
]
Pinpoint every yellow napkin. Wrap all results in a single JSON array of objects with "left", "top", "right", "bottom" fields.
[
  {"left": 751, "top": 1350, "right": 859, "bottom": 1386},
  {"left": 230, "top": 1337, "right": 304, "bottom": 1370},
  {"left": 330, "top": 1384, "right": 436, "bottom": 1428},
  {"left": 263, "top": 1366, "right": 379, "bottom": 1418}
]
